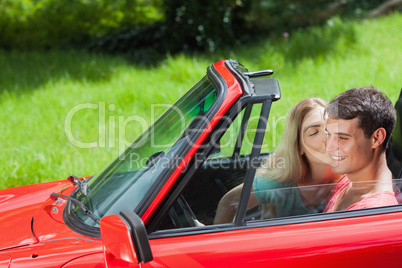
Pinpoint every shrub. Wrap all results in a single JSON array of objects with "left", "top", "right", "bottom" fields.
[
  {"left": 89, "top": 0, "right": 390, "bottom": 64},
  {"left": 0, "top": 0, "right": 163, "bottom": 49},
  {"left": 0, "top": 0, "right": 395, "bottom": 59}
]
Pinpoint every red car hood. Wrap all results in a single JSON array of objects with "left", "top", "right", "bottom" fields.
[{"left": 0, "top": 180, "right": 71, "bottom": 251}]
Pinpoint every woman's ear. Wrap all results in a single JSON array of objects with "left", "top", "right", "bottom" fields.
[{"left": 371, "top": 128, "right": 386, "bottom": 149}]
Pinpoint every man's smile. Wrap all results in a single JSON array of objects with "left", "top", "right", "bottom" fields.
[{"left": 331, "top": 155, "right": 347, "bottom": 161}]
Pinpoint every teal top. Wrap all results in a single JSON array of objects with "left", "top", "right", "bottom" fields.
[{"left": 252, "top": 175, "right": 311, "bottom": 217}]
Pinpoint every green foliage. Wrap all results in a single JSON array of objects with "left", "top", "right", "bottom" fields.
[
  {"left": 0, "top": 0, "right": 397, "bottom": 58},
  {"left": 281, "top": 17, "right": 357, "bottom": 63},
  {"left": 89, "top": 0, "right": 253, "bottom": 64},
  {"left": 1, "top": 13, "right": 402, "bottom": 189},
  {"left": 161, "top": 0, "right": 252, "bottom": 52},
  {"left": 90, "top": 0, "right": 394, "bottom": 64},
  {"left": 246, "top": 0, "right": 387, "bottom": 33},
  {"left": 0, "top": 0, "right": 34, "bottom": 49},
  {"left": 0, "top": 0, "right": 163, "bottom": 49}
]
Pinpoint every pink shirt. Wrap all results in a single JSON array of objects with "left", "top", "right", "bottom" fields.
[{"left": 324, "top": 175, "right": 400, "bottom": 213}]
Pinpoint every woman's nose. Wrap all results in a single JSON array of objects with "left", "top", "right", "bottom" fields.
[{"left": 320, "top": 132, "right": 327, "bottom": 144}]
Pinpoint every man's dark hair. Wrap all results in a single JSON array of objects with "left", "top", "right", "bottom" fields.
[{"left": 325, "top": 86, "right": 396, "bottom": 151}]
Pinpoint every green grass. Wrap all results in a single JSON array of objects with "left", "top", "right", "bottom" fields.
[{"left": 1, "top": 13, "right": 401, "bottom": 189}]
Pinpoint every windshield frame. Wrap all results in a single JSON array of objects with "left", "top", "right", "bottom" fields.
[
  {"left": 64, "top": 63, "right": 232, "bottom": 237},
  {"left": 134, "top": 66, "right": 228, "bottom": 217}
]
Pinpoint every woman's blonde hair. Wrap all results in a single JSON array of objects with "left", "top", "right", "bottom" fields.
[{"left": 257, "top": 97, "right": 327, "bottom": 184}]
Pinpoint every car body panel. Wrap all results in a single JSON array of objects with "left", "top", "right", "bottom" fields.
[
  {"left": 2, "top": 239, "right": 102, "bottom": 268},
  {"left": 0, "top": 180, "right": 71, "bottom": 251},
  {"left": 145, "top": 211, "right": 402, "bottom": 268},
  {"left": 0, "top": 256, "right": 11, "bottom": 268},
  {"left": 31, "top": 185, "right": 96, "bottom": 243},
  {"left": 0, "top": 180, "right": 104, "bottom": 267},
  {"left": 61, "top": 253, "right": 105, "bottom": 267}
]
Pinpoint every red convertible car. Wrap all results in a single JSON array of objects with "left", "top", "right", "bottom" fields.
[{"left": 1, "top": 59, "right": 402, "bottom": 268}]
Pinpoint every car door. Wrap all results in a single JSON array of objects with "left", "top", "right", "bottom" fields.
[
  {"left": 141, "top": 90, "right": 402, "bottom": 267},
  {"left": 144, "top": 207, "right": 402, "bottom": 268}
]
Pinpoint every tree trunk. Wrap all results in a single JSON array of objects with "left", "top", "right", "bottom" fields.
[
  {"left": 367, "top": 0, "right": 402, "bottom": 18},
  {"left": 316, "top": 0, "right": 348, "bottom": 21},
  {"left": 291, "top": 0, "right": 348, "bottom": 26}
]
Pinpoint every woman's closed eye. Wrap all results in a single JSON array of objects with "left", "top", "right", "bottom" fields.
[{"left": 309, "top": 131, "right": 319, "bottom": 136}]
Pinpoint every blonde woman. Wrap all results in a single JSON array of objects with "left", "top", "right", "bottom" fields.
[{"left": 214, "top": 98, "right": 342, "bottom": 224}]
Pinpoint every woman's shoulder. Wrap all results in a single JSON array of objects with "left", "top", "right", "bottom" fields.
[
  {"left": 252, "top": 175, "right": 303, "bottom": 213},
  {"left": 253, "top": 175, "right": 294, "bottom": 192}
]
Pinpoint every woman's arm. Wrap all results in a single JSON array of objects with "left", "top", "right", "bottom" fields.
[{"left": 214, "top": 183, "right": 260, "bottom": 224}]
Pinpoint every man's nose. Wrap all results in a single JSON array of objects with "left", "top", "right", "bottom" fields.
[{"left": 326, "top": 135, "right": 338, "bottom": 152}]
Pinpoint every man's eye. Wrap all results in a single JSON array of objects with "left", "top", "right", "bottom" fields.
[{"left": 339, "top": 136, "right": 348, "bottom": 140}]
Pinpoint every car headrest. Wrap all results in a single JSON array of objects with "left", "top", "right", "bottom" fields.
[
  {"left": 392, "top": 90, "right": 402, "bottom": 158},
  {"left": 387, "top": 89, "right": 402, "bottom": 178}
]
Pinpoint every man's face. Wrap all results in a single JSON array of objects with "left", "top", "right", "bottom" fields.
[{"left": 325, "top": 117, "right": 374, "bottom": 178}]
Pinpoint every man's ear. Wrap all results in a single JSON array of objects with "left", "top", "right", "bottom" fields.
[{"left": 371, "top": 128, "right": 386, "bottom": 149}]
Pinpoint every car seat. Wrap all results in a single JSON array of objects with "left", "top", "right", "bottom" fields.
[{"left": 387, "top": 88, "right": 402, "bottom": 179}]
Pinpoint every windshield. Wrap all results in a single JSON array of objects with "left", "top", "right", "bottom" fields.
[{"left": 73, "top": 77, "right": 218, "bottom": 227}]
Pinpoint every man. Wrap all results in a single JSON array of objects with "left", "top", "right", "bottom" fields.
[{"left": 324, "top": 86, "right": 399, "bottom": 212}]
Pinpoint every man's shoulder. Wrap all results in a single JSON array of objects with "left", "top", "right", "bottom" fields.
[{"left": 348, "top": 191, "right": 400, "bottom": 210}]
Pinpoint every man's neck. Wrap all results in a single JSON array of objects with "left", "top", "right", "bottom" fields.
[{"left": 347, "top": 153, "right": 393, "bottom": 193}]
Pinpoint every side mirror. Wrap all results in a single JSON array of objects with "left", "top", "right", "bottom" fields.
[{"left": 100, "top": 210, "right": 153, "bottom": 267}]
